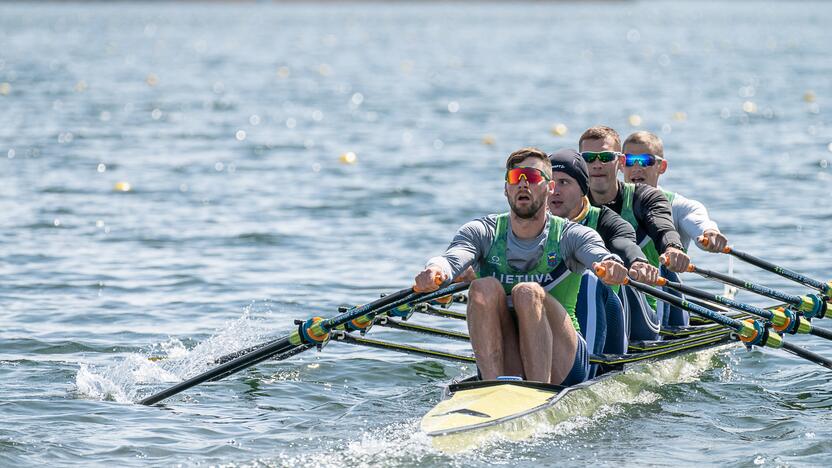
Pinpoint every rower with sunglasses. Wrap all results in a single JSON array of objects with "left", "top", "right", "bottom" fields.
[
  {"left": 579, "top": 126, "right": 690, "bottom": 340},
  {"left": 622, "top": 131, "right": 728, "bottom": 253},
  {"left": 414, "top": 147, "right": 629, "bottom": 386}
]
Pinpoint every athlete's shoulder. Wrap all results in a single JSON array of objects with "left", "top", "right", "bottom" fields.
[
  {"left": 459, "top": 214, "right": 500, "bottom": 235},
  {"left": 598, "top": 205, "right": 624, "bottom": 221},
  {"left": 632, "top": 182, "right": 663, "bottom": 196}
]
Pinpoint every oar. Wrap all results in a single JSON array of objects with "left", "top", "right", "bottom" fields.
[
  {"left": 212, "top": 291, "right": 467, "bottom": 365},
  {"left": 332, "top": 332, "right": 476, "bottom": 363},
  {"left": 655, "top": 277, "right": 832, "bottom": 341},
  {"left": 595, "top": 267, "right": 832, "bottom": 370},
  {"left": 687, "top": 263, "right": 827, "bottom": 319},
  {"left": 139, "top": 282, "right": 470, "bottom": 406},
  {"left": 209, "top": 288, "right": 418, "bottom": 365},
  {"left": 700, "top": 237, "right": 832, "bottom": 298}
]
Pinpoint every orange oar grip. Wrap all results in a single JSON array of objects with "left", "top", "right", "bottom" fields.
[
  {"left": 698, "top": 235, "right": 709, "bottom": 247},
  {"left": 412, "top": 270, "right": 445, "bottom": 292},
  {"left": 655, "top": 277, "right": 667, "bottom": 286},
  {"left": 595, "top": 264, "right": 629, "bottom": 285},
  {"left": 686, "top": 263, "right": 696, "bottom": 273}
]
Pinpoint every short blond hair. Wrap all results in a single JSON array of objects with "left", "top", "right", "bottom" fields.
[
  {"left": 623, "top": 131, "right": 664, "bottom": 157},
  {"left": 579, "top": 126, "right": 621, "bottom": 152},
  {"left": 505, "top": 147, "right": 552, "bottom": 179}
]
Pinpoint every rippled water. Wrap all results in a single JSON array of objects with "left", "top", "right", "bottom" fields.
[{"left": 2, "top": 1, "right": 832, "bottom": 466}]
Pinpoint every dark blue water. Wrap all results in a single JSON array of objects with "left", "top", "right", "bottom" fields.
[{"left": 2, "top": 1, "right": 831, "bottom": 466}]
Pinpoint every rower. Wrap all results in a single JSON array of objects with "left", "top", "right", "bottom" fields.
[
  {"left": 414, "top": 147, "right": 629, "bottom": 386},
  {"left": 579, "top": 126, "right": 690, "bottom": 339},
  {"left": 547, "top": 148, "right": 662, "bottom": 356},
  {"left": 621, "top": 131, "right": 728, "bottom": 253}
]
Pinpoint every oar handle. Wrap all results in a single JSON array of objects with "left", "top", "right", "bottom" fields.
[
  {"left": 594, "top": 265, "right": 628, "bottom": 284},
  {"left": 413, "top": 271, "right": 446, "bottom": 292},
  {"left": 697, "top": 235, "right": 731, "bottom": 253},
  {"left": 596, "top": 265, "right": 670, "bottom": 288}
]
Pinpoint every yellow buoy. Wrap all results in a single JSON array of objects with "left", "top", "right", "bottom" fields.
[
  {"left": 339, "top": 152, "right": 357, "bottom": 164},
  {"left": 628, "top": 114, "right": 642, "bottom": 127},
  {"left": 804, "top": 91, "right": 816, "bottom": 103},
  {"left": 114, "top": 182, "right": 132, "bottom": 192},
  {"left": 0, "top": 82, "right": 10, "bottom": 95},
  {"left": 482, "top": 135, "right": 496, "bottom": 145},
  {"left": 550, "top": 123, "right": 568, "bottom": 137},
  {"left": 672, "top": 111, "right": 687, "bottom": 121},
  {"left": 145, "top": 73, "right": 159, "bottom": 87}
]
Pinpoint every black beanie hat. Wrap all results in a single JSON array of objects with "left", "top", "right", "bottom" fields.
[{"left": 549, "top": 149, "right": 589, "bottom": 195}]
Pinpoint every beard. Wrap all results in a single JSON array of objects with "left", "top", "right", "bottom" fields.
[{"left": 509, "top": 195, "right": 545, "bottom": 219}]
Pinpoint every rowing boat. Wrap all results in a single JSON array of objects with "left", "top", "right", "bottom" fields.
[{"left": 420, "top": 324, "right": 736, "bottom": 452}]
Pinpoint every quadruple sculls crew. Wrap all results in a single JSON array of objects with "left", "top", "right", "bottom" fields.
[
  {"left": 579, "top": 126, "right": 691, "bottom": 341},
  {"left": 414, "top": 147, "right": 629, "bottom": 386}
]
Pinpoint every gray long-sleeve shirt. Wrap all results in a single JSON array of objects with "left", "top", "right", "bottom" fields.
[{"left": 426, "top": 214, "right": 620, "bottom": 282}]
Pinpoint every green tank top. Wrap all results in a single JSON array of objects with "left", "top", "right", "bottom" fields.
[
  {"left": 619, "top": 183, "right": 661, "bottom": 309},
  {"left": 582, "top": 205, "right": 601, "bottom": 231},
  {"left": 579, "top": 205, "right": 619, "bottom": 294},
  {"left": 662, "top": 189, "right": 676, "bottom": 204},
  {"left": 620, "top": 183, "right": 661, "bottom": 268},
  {"left": 477, "top": 213, "right": 582, "bottom": 332}
]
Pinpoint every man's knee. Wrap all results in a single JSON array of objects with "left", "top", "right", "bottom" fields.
[
  {"left": 469, "top": 277, "right": 504, "bottom": 306},
  {"left": 511, "top": 282, "right": 546, "bottom": 308}
]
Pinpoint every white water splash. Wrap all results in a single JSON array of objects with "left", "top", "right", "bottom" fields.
[{"left": 74, "top": 308, "right": 279, "bottom": 403}]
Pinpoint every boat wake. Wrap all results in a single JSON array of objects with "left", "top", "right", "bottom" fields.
[{"left": 73, "top": 308, "right": 278, "bottom": 404}]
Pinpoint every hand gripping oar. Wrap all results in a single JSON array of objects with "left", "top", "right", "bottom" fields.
[
  {"left": 700, "top": 236, "right": 832, "bottom": 299},
  {"left": 687, "top": 263, "right": 827, "bottom": 320},
  {"left": 595, "top": 267, "right": 832, "bottom": 370},
  {"left": 655, "top": 277, "right": 832, "bottom": 341},
  {"left": 139, "top": 282, "right": 469, "bottom": 406}
]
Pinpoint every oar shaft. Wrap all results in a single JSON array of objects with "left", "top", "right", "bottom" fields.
[
  {"left": 690, "top": 265, "right": 803, "bottom": 306},
  {"left": 319, "top": 283, "right": 469, "bottom": 333},
  {"left": 139, "top": 334, "right": 295, "bottom": 406},
  {"left": 660, "top": 278, "right": 832, "bottom": 341},
  {"left": 660, "top": 279, "right": 775, "bottom": 321},
  {"left": 781, "top": 341, "right": 832, "bottom": 370},
  {"left": 627, "top": 279, "right": 746, "bottom": 333},
  {"left": 333, "top": 332, "right": 475, "bottom": 364},
  {"left": 810, "top": 325, "right": 832, "bottom": 341},
  {"left": 209, "top": 288, "right": 417, "bottom": 365},
  {"left": 725, "top": 247, "right": 831, "bottom": 295}
]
